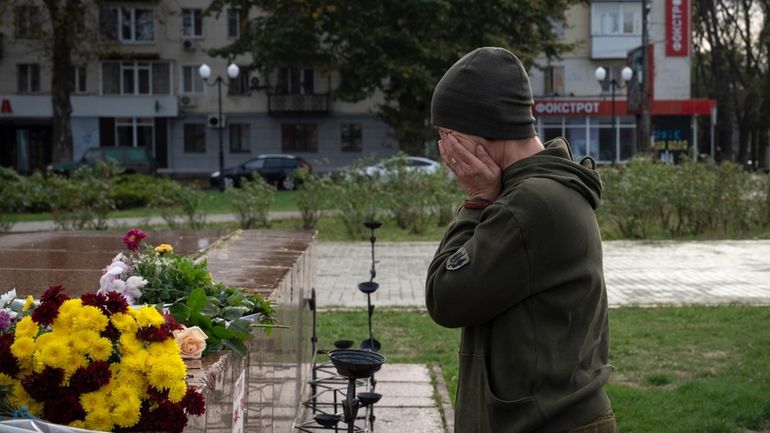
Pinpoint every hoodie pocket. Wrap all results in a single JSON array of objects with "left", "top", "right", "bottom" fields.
[{"left": 482, "top": 358, "right": 545, "bottom": 433}]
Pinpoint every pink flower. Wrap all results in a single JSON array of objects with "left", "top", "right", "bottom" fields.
[
  {"left": 173, "top": 326, "right": 208, "bottom": 359},
  {"left": 123, "top": 228, "right": 147, "bottom": 252}
]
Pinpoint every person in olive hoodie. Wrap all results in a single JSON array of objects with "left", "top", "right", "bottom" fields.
[{"left": 426, "top": 47, "right": 617, "bottom": 433}]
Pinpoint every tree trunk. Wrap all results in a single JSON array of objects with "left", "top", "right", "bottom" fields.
[{"left": 48, "top": 0, "right": 78, "bottom": 162}]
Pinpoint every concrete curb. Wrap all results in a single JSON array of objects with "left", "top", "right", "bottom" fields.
[{"left": 430, "top": 364, "right": 455, "bottom": 433}]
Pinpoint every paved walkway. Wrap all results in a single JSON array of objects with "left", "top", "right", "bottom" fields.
[{"left": 316, "top": 240, "right": 770, "bottom": 309}]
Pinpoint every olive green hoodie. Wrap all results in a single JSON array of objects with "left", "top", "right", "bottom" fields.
[{"left": 426, "top": 138, "right": 612, "bottom": 433}]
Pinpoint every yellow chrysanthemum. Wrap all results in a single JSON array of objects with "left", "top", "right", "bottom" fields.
[
  {"left": 0, "top": 373, "right": 14, "bottom": 387},
  {"left": 84, "top": 406, "right": 114, "bottom": 432},
  {"left": 74, "top": 305, "right": 109, "bottom": 332},
  {"left": 10, "top": 337, "right": 35, "bottom": 360},
  {"left": 88, "top": 337, "right": 114, "bottom": 362},
  {"left": 154, "top": 243, "right": 174, "bottom": 254},
  {"left": 134, "top": 306, "right": 164, "bottom": 328},
  {"left": 63, "top": 353, "right": 88, "bottom": 379},
  {"left": 14, "top": 316, "right": 38, "bottom": 339},
  {"left": 54, "top": 299, "right": 84, "bottom": 330},
  {"left": 121, "top": 349, "right": 149, "bottom": 372},
  {"left": 9, "top": 382, "right": 43, "bottom": 417},
  {"left": 119, "top": 333, "right": 144, "bottom": 355},
  {"left": 113, "top": 397, "right": 141, "bottom": 428},
  {"left": 148, "top": 356, "right": 186, "bottom": 390},
  {"left": 111, "top": 312, "right": 138, "bottom": 334},
  {"left": 69, "top": 421, "right": 86, "bottom": 429},
  {"left": 71, "top": 330, "right": 100, "bottom": 354},
  {"left": 80, "top": 390, "right": 104, "bottom": 412},
  {"left": 168, "top": 382, "right": 188, "bottom": 403},
  {"left": 22, "top": 295, "right": 34, "bottom": 312},
  {"left": 109, "top": 384, "right": 140, "bottom": 405},
  {"left": 38, "top": 338, "right": 69, "bottom": 369}
]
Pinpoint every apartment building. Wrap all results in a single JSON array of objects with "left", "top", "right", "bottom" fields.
[
  {"left": 1, "top": 0, "right": 714, "bottom": 175},
  {"left": 528, "top": 0, "right": 716, "bottom": 164},
  {"left": 0, "top": 2, "right": 397, "bottom": 175}
]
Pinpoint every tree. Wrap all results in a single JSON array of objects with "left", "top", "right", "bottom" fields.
[
  {"left": 693, "top": 0, "right": 769, "bottom": 167},
  {"left": 209, "top": 0, "right": 581, "bottom": 155}
]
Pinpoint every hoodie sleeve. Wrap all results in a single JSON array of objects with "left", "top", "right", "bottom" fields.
[{"left": 425, "top": 203, "right": 531, "bottom": 328}]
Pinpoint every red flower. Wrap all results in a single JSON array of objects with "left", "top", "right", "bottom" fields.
[
  {"left": 43, "top": 389, "right": 85, "bottom": 425},
  {"left": 123, "top": 228, "right": 147, "bottom": 252},
  {"left": 181, "top": 387, "right": 206, "bottom": 416},
  {"left": 136, "top": 324, "right": 173, "bottom": 343},
  {"left": 163, "top": 311, "right": 184, "bottom": 331},
  {"left": 81, "top": 291, "right": 129, "bottom": 316},
  {"left": 70, "top": 361, "right": 112, "bottom": 394},
  {"left": 0, "top": 333, "right": 20, "bottom": 376},
  {"left": 21, "top": 367, "right": 64, "bottom": 401},
  {"left": 31, "top": 285, "right": 69, "bottom": 327},
  {"left": 154, "top": 401, "right": 189, "bottom": 433}
]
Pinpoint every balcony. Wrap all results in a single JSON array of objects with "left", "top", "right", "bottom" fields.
[
  {"left": 591, "top": 34, "right": 642, "bottom": 59},
  {"left": 268, "top": 94, "right": 329, "bottom": 116}
]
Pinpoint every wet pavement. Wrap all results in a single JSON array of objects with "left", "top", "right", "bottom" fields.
[{"left": 0, "top": 230, "right": 228, "bottom": 297}]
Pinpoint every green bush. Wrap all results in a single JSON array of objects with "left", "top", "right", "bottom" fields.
[
  {"left": 333, "top": 168, "right": 385, "bottom": 240},
  {"left": 0, "top": 168, "right": 25, "bottom": 232},
  {"left": 425, "top": 166, "right": 464, "bottom": 227},
  {"left": 110, "top": 174, "right": 169, "bottom": 209},
  {"left": 227, "top": 175, "right": 275, "bottom": 229},
  {"left": 49, "top": 162, "right": 119, "bottom": 230},
  {"left": 294, "top": 168, "right": 332, "bottom": 230},
  {"left": 150, "top": 181, "right": 207, "bottom": 229},
  {"left": 381, "top": 157, "right": 435, "bottom": 234}
]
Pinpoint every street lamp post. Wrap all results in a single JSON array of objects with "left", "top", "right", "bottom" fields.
[
  {"left": 595, "top": 66, "right": 633, "bottom": 162},
  {"left": 199, "top": 63, "right": 240, "bottom": 192}
]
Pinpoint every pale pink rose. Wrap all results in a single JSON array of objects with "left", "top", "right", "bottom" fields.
[{"left": 173, "top": 326, "right": 208, "bottom": 359}]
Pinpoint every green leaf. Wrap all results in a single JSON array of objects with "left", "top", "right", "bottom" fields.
[
  {"left": 226, "top": 290, "right": 245, "bottom": 305},
  {"left": 212, "top": 325, "right": 236, "bottom": 339},
  {"left": 222, "top": 306, "right": 248, "bottom": 321},
  {"left": 222, "top": 338, "right": 247, "bottom": 357},
  {"left": 169, "top": 303, "right": 192, "bottom": 322},
  {"left": 186, "top": 287, "right": 207, "bottom": 313},
  {"left": 190, "top": 311, "right": 213, "bottom": 330},
  {"left": 228, "top": 319, "right": 253, "bottom": 340}
]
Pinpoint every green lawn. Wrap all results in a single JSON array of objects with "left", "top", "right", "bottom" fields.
[{"left": 317, "top": 307, "right": 770, "bottom": 433}]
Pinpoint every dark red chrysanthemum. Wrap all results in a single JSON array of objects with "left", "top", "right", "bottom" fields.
[
  {"left": 101, "top": 322, "right": 120, "bottom": 341},
  {"left": 163, "top": 311, "right": 184, "bottom": 331},
  {"left": 82, "top": 291, "right": 129, "bottom": 317},
  {"left": 123, "top": 228, "right": 147, "bottom": 252},
  {"left": 0, "top": 333, "right": 20, "bottom": 376},
  {"left": 104, "top": 290, "right": 130, "bottom": 314},
  {"left": 154, "top": 401, "right": 188, "bottom": 433},
  {"left": 181, "top": 387, "right": 206, "bottom": 416},
  {"left": 136, "top": 324, "right": 173, "bottom": 343},
  {"left": 70, "top": 361, "right": 112, "bottom": 394},
  {"left": 146, "top": 385, "right": 169, "bottom": 402},
  {"left": 32, "top": 285, "right": 69, "bottom": 326},
  {"left": 43, "top": 389, "right": 85, "bottom": 425},
  {"left": 21, "top": 367, "right": 64, "bottom": 401}
]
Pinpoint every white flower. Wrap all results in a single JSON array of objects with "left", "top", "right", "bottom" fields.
[
  {"left": 0, "top": 289, "right": 16, "bottom": 308},
  {"left": 111, "top": 279, "right": 127, "bottom": 293},
  {"left": 126, "top": 276, "right": 147, "bottom": 291},
  {"left": 112, "top": 253, "right": 126, "bottom": 263}
]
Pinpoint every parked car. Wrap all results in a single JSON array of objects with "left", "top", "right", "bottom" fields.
[
  {"left": 359, "top": 156, "right": 441, "bottom": 179},
  {"left": 48, "top": 146, "right": 156, "bottom": 176},
  {"left": 210, "top": 154, "right": 311, "bottom": 190}
]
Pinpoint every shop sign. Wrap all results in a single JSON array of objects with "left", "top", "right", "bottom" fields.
[
  {"left": 666, "top": 0, "right": 689, "bottom": 56},
  {"left": 652, "top": 116, "right": 692, "bottom": 163},
  {"left": 533, "top": 100, "right": 629, "bottom": 116}
]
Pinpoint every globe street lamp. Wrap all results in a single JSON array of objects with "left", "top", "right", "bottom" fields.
[
  {"left": 199, "top": 63, "right": 240, "bottom": 191},
  {"left": 595, "top": 66, "right": 633, "bottom": 162}
]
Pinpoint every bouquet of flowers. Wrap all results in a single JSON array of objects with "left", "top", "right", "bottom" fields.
[
  {"left": 0, "top": 286, "right": 205, "bottom": 432},
  {"left": 98, "top": 228, "right": 276, "bottom": 357}
]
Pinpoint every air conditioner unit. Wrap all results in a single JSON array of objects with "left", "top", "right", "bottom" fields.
[
  {"left": 179, "top": 95, "right": 196, "bottom": 108},
  {"left": 183, "top": 39, "right": 195, "bottom": 51},
  {"left": 208, "top": 114, "right": 226, "bottom": 128}
]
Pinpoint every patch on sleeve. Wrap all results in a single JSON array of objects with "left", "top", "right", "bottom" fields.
[{"left": 446, "top": 247, "right": 470, "bottom": 271}]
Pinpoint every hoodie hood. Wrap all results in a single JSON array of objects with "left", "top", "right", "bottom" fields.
[{"left": 500, "top": 137, "right": 603, "bottom": 209}]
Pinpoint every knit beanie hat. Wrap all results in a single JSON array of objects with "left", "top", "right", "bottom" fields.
[{"left": 431, "top": 47, "right": 536, "bottom": 140}]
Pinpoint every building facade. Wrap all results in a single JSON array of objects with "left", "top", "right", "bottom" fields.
[
  {"left": 528, "top": 0, "right": 716, "bottom": 164},
  {"left": 0, "top": 1, "right": 397, "bottom": 175}
]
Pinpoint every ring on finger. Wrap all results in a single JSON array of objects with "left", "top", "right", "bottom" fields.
[{"left": 450, "top": 158, "right": 457, "bottom": 165}]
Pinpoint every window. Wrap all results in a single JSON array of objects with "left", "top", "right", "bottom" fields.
[
  {"left": 182, "top": 9, "right": 203, "bottom": 38},
  {"left": 228, "top": 68, "right": 250, "bottom": 95},
  {"left": 184, "top": 124, "right": 206, "bottom": 153},
  {"left": 543, "top": 66, "right": 564, "bottom": 96},
  {"left": 116, "top": 117, "right": 154, "bottom": 148},
  {"left": 74, "top": 66, "right": 87, "bottom": 93},
  {"left": 277, "top": 68, "right": 314, "bottom": 94},
  {"left": 181, "top": 65, "right": 205, "bottom": 94},
  {"left": 17, "top": 64, "right": 40, "bottom": 93},
  {"left": 597, "top": 65, "right": 624, "bottom": 92},
  {"left": 229, "top": 124, "right": 250, "bottom": 153},
  {"left": 99, "top": 7, "right": 154, "bottom": 42},
  {"left": 282, "top": 124, "right": 318, "bottom": 152},
  {"left": 341, "top": 123, "right": 362, "bottom": 152},
  {"left": 592, "top": 2, "right": 641, "bottom": 36},
  {"left": 102, "top": 61, "right": 170, "bottom": 95},
  {"left": 227, "top": 9, "right": 240, "bottom": 38},
  {"left": 15, "top": 6, "right": 41, "bottom": 39}
]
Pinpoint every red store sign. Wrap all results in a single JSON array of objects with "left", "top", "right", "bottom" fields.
[
  {"left": 534, "top": 99, "right": 716, "bottom": 117},
  {"left": 666, "top": 0, "right": 689, "bottom": 57}
]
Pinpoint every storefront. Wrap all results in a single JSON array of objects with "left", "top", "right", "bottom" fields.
[{"left": 533, "top": 98, "right": 717, "bottom": 164}]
